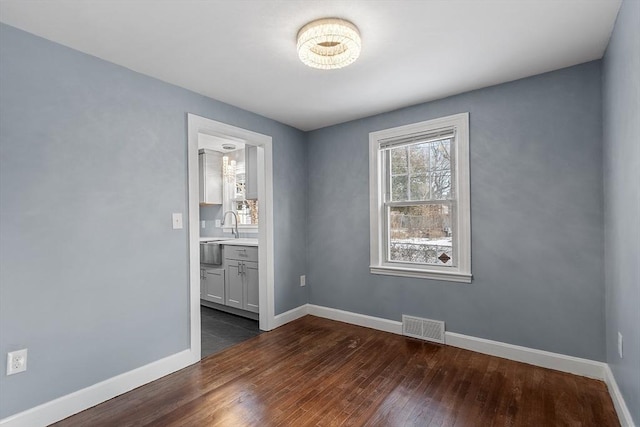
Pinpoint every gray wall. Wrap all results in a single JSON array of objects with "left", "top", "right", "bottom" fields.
[
  {"left": 0, "top": 23, "right": 307, "bottom": 418},
  {"left": 307, "top": 62, "right": 605, "bottom": 361},
  {"left": 603, "top": 0, "right": 640, "bottom": 423}
]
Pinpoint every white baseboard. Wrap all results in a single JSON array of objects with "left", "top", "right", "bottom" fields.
[
  {"left": 272, "top": 304, "right": 309, "bottom": 329},
  {"left": 444, "top": 332, "right": 606, "bottom": 380},
  {"left": 304, "top": 304, "right": 605, "bottom": 380},
  {"left": 307, "top": 304, "right": 403, "bottom": 334},
  {"left": 604, "top": 365, "right": 636, "bottom": 427},
  {"left": 0, "top": 349, "right": 196, "bottom": 427}
]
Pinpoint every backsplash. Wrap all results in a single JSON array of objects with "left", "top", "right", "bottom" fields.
[{"left": 200, "top": 205, "right": 257, "bottom": 239}]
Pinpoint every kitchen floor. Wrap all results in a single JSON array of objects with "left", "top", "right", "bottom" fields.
[{"left": 201, "top": 306, "right": 261, "bottom": 358}]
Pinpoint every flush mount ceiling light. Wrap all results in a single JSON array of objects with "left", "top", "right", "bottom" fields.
[{"left": 297, "top": 18, "right": 361, "bottom": 70}]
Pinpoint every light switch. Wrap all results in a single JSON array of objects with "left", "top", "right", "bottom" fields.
[{"left": 172, "top": 213, "right": 183, "bottom": 229}]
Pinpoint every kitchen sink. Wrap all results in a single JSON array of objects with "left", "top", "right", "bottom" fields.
[{"left": 200, "top": 241, "right": 222, "bottom": 265}]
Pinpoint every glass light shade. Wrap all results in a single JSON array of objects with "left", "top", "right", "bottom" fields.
[{"left": 297, "top": 18, "right": 361, "bottom": 70}]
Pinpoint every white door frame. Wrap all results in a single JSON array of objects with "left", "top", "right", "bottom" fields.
[{"left": 187, "top": 113, "right": 275, "bottom": 362}]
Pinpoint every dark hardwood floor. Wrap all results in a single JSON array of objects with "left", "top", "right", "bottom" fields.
[{"left": 53, "top": 316, "right": 619, "bottom": 426}]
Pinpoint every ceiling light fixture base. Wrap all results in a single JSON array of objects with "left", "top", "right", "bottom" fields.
[{"left": 297, "top": 18, "right": 361, "bottom": 70}]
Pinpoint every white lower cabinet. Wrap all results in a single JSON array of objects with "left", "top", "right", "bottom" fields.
[
  {"left": 244, "top": 261, "right": 259, "bottom": 313},
  {"left": 224, "top": 246, "right": 259, "bottom": 314},
  {"left": 225, "top": 260, "right": 244, "bottom": 309},
  {"left": 201, "top": 267, "right": 225, "bottom": 305}
]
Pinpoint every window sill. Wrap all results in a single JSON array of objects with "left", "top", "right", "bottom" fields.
[
  {"left": 370, "top": 265, "right": 472, "bottom": 283},
  {"left": 223, "top": 226, "right": 258, "bottom": 234}
]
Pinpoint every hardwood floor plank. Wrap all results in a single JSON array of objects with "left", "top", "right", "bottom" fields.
[{"left": 52, "top": 316, "right": 620, "bottom": 427}]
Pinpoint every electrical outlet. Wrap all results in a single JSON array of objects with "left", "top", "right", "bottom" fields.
[
  {"left": 7, "top": 349, "right": 27, "bottom": 375},
  {"left": 618, "top": 332, "right": 623, "bottom": 358},
  {"left": 215, "top": 220, "right": 221, "bottom": 228},
  {"left": 201, "top": 220, "right": 206, "bottom": 229},
  {"left": 300, "top": 275, "right": 306, "bottom": 287}
]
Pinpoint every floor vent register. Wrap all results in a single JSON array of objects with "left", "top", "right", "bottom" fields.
[{"left": 402, "top": 315, "right": 445, "bottom": 344}]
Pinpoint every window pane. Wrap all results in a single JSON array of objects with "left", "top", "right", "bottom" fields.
[
  {"left": 391, "top": 147, "right": 408, "bottom": 174},
  {"left": 430, "top": 172, "right": 451, "bottom": 199},
  {"left": 430, "top": 139, "right": 451, "bottom": 172},
  {"left": 409, "top": 173, "right": 428, "bottom": 201},
  {"left": 429, "top": 139, "right": 452, "bottom": 199},
  {"left": 390, "top": 175, "right": 408, "bottom": 201},
  {"left": 409, "top": 144, "right": 429, "bottom": 174},
  {"left": 388, "top": 138, "right": 452, "bottom": 202},
  {"left": 236, "top": 200, "right": 259, "bottom": 225},
  {"left": 388, "top": 204, "right": 454, "bottom": 266}
]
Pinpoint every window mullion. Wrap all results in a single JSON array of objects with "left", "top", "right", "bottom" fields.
[
  {"left": 406, "top": 146, "right": 411, "bottom": 201},
  {"left": 427, "top": 144, "right": 432, "bottom": 200},
  {"left": 384, "top": 152, "right": 391, "bottom": 262},
  {"left": 384, "top": 150, "right": 391, "bottom": 203}
]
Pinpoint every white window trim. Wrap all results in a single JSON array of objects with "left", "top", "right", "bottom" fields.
[
  {"left": 369, "top": 112, "right": 472, "bottom": 283},
  {"left": 223, "top": 224, "right": 258, "bottom": 234}
]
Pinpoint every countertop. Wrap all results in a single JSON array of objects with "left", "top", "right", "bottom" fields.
[
  {"left": 218, "top": 238, "right": 258, "bottom": 247},
  {"left": 199, "top": 237, "right": 258, "bottom": 247}
]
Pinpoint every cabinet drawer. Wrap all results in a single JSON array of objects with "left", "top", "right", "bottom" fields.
[
  {"left": 224, "top": 246, "right": 258, "bottom": 262},
  {"left": 201, "top": 266, "right": 223, "bottom": 279}
]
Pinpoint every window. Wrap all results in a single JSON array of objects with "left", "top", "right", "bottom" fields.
[
  {"left": 223, "top": 149, "right": 258, "bottom": 231},
  {"left": 369, "top": 113, "right": 471, "bottom": 282}
]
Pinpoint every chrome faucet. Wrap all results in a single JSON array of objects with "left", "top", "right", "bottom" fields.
[{"left": 221, "top": 211, "right": 239, "bottom": 239}]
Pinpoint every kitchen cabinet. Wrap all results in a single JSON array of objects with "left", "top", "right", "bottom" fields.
[
  {"left": 225, "top": 261, "right": 243, "bottom": 309},
  {"left": 245, "top": 146, "right": 258, "bottom": 200},
  {"left": 201, "top": 266, "right": 225, "bottom": 305},
  {"left": 244, "top": 261, "right": 259, "bottom": 312},
  {"left": 199, "top": 148, "right": 223, "bottom": 205},
  {"left": 224, "top": 245, "right": 259, "bottom": 313}
]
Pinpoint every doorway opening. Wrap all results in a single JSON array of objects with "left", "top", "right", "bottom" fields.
[{"left": 187, "top": 114, "right": 275, "bottom": 362}]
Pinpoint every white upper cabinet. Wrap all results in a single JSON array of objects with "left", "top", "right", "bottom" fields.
[
  {"left": 199, "top": 149, "right": 223, "bottom": 205},
  {"left": 245, "top": 146, "right": 258, "bottom": 200}
]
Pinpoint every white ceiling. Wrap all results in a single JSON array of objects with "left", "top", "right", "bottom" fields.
[{"left": 0, "top": 0, "right": 621, "bottom": 131}]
